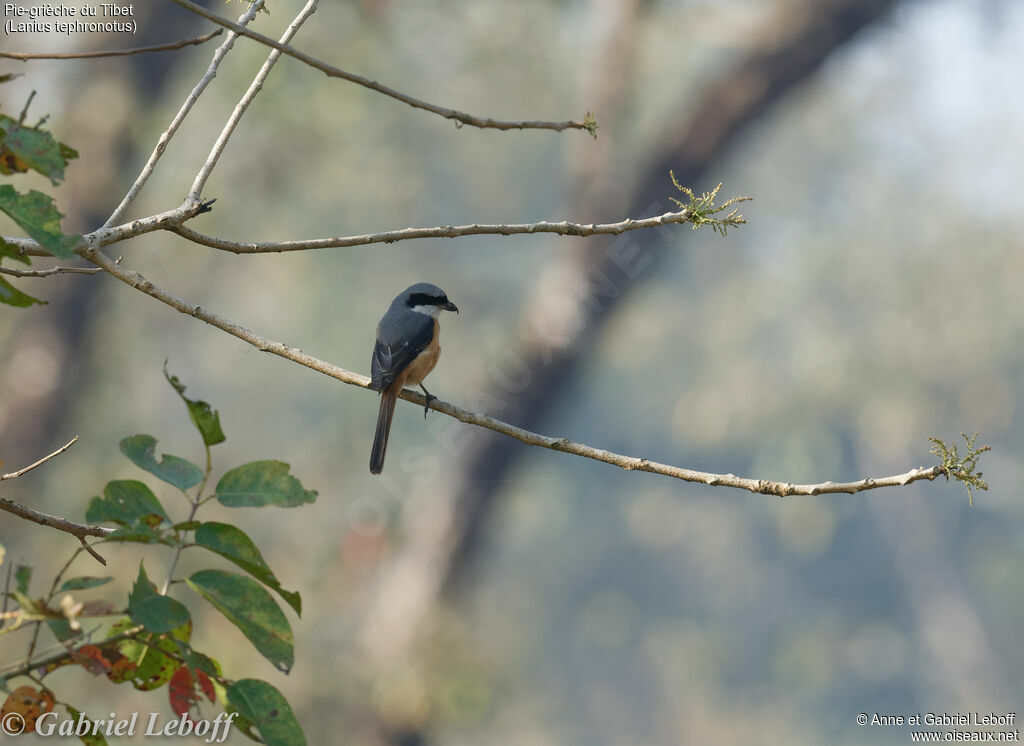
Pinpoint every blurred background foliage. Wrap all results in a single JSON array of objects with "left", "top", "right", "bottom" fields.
[{"left": 2, "top": 0, "right": 1022, "bottom": 744}]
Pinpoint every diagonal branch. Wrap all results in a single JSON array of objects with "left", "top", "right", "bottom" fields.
[
  {"left": 102, "top": 1, "right": 266, "bottom": 228},
  {"left": 0, "top": 30, "right": 224, "bottom": 61},
  {"left": 169, "top": 0, "right": 594, "bottom": 134},
  {"left": 170, "top": 208, "right": 727, "bottom": 253},
  {"left": 0, "top": 625, "right": 143, "bottom": 681},
  {"left": 0, "top": 499, "right": 111, "bottom": 564},
  {"left": 1, "top": 436, "right": 78, "bottom": 481},
  {"left": 78, "top": 245, "right": 945, "bottom": 497},
  {"left": 189, "top": 0, "right": 319, "bottom": 202}
]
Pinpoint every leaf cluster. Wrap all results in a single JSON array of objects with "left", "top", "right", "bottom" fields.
[
  {"left": 0, "top": 79, "right": 82, "bottom": 307},
  {"left": 1, "top": 368, "right": 316, "bottom": 745}
]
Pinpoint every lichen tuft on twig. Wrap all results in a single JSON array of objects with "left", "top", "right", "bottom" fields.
[
  {"left": 928, "top": 432, "right": 991, "bottom": 506},
  {"left": 669, "top": 171, "right": 751, "bottom": 236}
]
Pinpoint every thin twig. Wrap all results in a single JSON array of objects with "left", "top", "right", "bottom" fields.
[
  {"left": 7, "top": 201, "right": 209, "bottom": 257},
  {"left": 171, "top": 209, "right": 700, "bottom": 253},
  {"left": 0, "top": 30, "right": 224, "bottom": 61},
  {"left": 0, "top": 266, "right": 101, "bottom": 278},
  {"left": 102, "top": 2, "right": 265, "bottom": 228},
  {"left": 80, "top": 247, "right": 945, "bottom": 497},
  {"left": 0, "top": 436, "right": 78, "bottom": 481},
  {"left": 0, "top": 499, "right": 111, "bottom": 563},
  {"left": 25, "top": 547, "right": 86, "bottom": 664},
  {"left": 190, "top": 0, "right": 319, "bottom": 201},
  {"left": 17, "top": 90, "right": 36, "bottom": 125},
  {"left": 6, "top": 203, "right": 705, "bottom": 257},
  {"left": 0, "top": 625, "right": 143, "bottom": 681},
  {"left": 169, "top": 0, "right": 593, "bottom": 133}
]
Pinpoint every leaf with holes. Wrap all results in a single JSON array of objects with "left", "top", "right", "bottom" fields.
[
  {"left": 109, "top": 617, "right": 192, "bottom": 691},
  {"left": 0, "top": 686, "right": 55, "bottom": 734},
  {"left": 168, "top": 666, "right": 217, "bottom": 721},
  {"left": 185, "top": 570, "right": 293, "bottom": 673}
]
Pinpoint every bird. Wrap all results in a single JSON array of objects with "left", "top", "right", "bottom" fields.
[{"left": 369, "top": 282, "right": 458, "bottom": 474}]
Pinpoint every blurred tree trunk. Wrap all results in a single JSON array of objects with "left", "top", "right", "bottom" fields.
[
  {"left": 2, "top": 7, "right": 210, "bottom": 467},
  {"left": 354, "top": 0, "right": 902, "bottom": 738}
]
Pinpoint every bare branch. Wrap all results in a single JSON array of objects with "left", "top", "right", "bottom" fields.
[
  {"left": 0, "top": 265, "right": 100, "bottom": 278},
  {"left": 0, "top": 499, "right": 111, "bottom": 564},
  {"left": 7, "top": 201, "right": 207, "bottom": 257},
  {"left": 80, "top": 247, "right": 944, "bottom": 497},
  {"left": 169, "top": 0, "right": 594, "bottom": 134},
  {"left": 189, "top": 0, "right": 319, "bottom": 202},
  {"left": 0, "top": 436, "right": 78, "bottom": 481},
  {"left": 171, "top": 209, "right": 714, "bottom": 253},
  {"left": 0, "top": 29, "right": 224, "bottom": 61},
  {"left": 102, "top": 2, "right": 265, "bottom": 228},
  {"left": 6, "top": 194, "right": 738, "bottom": 258}
]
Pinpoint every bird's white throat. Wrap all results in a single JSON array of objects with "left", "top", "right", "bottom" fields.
[{"left": 410, "top": 304, "right": 442, "bottom": 318}]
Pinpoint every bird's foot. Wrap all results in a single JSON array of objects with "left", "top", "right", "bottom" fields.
[{"left": 420, "top": 385, "right": 436, "bottom": 419}]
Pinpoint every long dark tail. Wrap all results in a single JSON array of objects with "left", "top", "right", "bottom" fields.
[{"left": 370, "top": 392, "right": 397, "bottom": 474}]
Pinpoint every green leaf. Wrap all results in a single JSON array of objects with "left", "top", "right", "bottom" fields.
[
  {"left": 215, "top": 461, "right": 317, "bottom": 508},
  {"left": 47, "top": 618, "right": 81, "bottom": 643},
  {"left": 185, "top": 570, "right": 293, "bottom": 673},
  {"left": 119, "top": 435, "right": 203, "bottom": 490},
  {"left": 0, "top": 275, "right": 45, "bottom": 307},
  {"left": 172, "top": 521, "right": 202, "bottom": 531},
  {"left": 226, "top": 679, "right": 306, "bottom": 746},
  {"left": 59, "top": 576, "right": 113, "bottom": 592},
  {"left": 129, "top": 563, "right": 191, "bottom": 634},
  {"left": 14, "top": 563, "right": 31, "bottom": 593},
  {"left": 64, "top": 706, "right": 108, "bottom": 745},
  {"left": 0, "top": 185, "right": 80, "bottom": 258},
  {"left": 105, "top": 522, "right": 177, "bottom": 545},
  {"left": 163, "top": 364, "right": 226, "bottom": 446},
  {"left": 86, "top": 480, "right": 171, "bottom": 526},
  {"left": 109, "top": 616, "right": 192, "bottom": 691},
  {"left": 0, "top": 237, "right": 31, "bottom": 265},
  {"left": 0, "top": 114, "right": 78, "bottom": 184},
  {"left": 194, "top": 522, "right": 301, "bottom": 615}
]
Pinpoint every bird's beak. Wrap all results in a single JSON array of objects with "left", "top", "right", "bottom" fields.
[{"left": 444, "top": 301, "right": 459, "bottom": 314}]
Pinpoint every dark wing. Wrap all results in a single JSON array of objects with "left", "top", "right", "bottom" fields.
[{"left": 370, "top": 310, "right": 434, "bottom": 391}]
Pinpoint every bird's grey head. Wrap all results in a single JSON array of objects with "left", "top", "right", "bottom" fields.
[{"left": 399, "top": 283, "right": 459, "bottom": 317}]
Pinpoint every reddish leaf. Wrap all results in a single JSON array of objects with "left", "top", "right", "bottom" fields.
[
  {"left": 0, "top": 686, "right": 55, "bottom": 734},
  {"left": 168, "top": 666, "right": 200, "bottom": 720},
  {"left": 196, "top": 669, "right": 216, "bottom": 703},
  {"left": 72, "top": 644, "right": 112, "bottom": 676}
]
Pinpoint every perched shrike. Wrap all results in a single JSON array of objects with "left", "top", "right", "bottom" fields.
[{"left": 369, "top": 283, "right": 458, "bottom": 474}]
